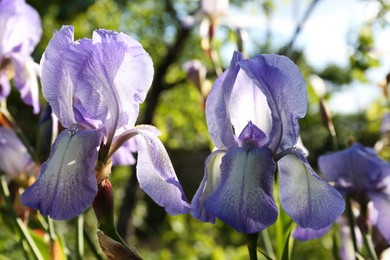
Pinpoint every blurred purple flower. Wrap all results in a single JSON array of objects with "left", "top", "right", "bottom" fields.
[
  {"left": 21, "top": 26, "right": 190, "bottom": 220},
  {"left": 0, "top": 126, "right": 35, "bottom": 177},
  {"left": 0, "top": 0, "right": 41, "bottom": 114},
  {"left": 192, "top": 51, "right": 344, "bottom": 234},
  {"left": 319, "top": 143, "right": 390, "bottom": 243}
]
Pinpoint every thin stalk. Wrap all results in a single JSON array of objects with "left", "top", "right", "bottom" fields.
[
  {"left": 261, "top": 229, "right": 275, "bottom": 259},
  {"left": 345, "top": 196, "right": 359, "bottom": 257},
  {"left": 246, "top": 233, "right": 259, "bottom": 260},
  {"left": 76, "top": 215, "right": 84, "bottom": 259},
  {"left": 0, "top": 175, "right": 43, "bottom": 260},
  {"left": 362, "top": 233, "right": 378, "bottom": 260},
  {"left": 83, "top": 228, "right": 104, "bottom": 260}
]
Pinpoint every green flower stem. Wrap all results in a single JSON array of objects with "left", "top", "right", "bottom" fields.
[
  {"left": 362, "top": 233, "right": 378, "bottom": 260},
  {"left": 76, "top": 215, "right": 84, "bottom": 259},
  {"left": 246, "top": 233, "right": 259, "bottom": 260},
  {"left": 0, "top": 175, "right": 43, "bottom": 260},
  {"left": 83, "top": 228, "right": 104, "bottom": 260},
  {"left": 261, "top": 228, "right": 275, "bottom": 259}
]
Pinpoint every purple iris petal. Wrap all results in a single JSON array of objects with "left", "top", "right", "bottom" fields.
[
  {"left": 0, "top": 0, "right": 41, "bottom": 113},
  {"left": 111, "top": 139, "right": 136, "bottom": 166},
  {"left": 229, "top": 71, "right": 272, "bottom": 146},
  {"left": 367, "top": 191, "right": 390, "bottom": 243},
  {"left": 0, "top": 73, "right": 11, "bottom": 101},
  {"left": 239, "top": 54, "right": 307, "bottom": 152},
  {"left": 205, "top": 51, "right": 243, "bottom": 149},
  {"left": 40, "top": 26, "right": 76, "bottom": 127},
  {"left": 132, "top": 125, "right": 190, "bottom": 215},
  {"left": 41, "top": 26, "right": 153, "bottom": 131},
  {"left": 318, "top": 143, "right": 390, "bottom": 191},
  {"left": 21, "top": 125, "right": 103, "bottom": 220},
  {"left": 238, "top": 121, "right": 267, "bottom": 147},
  {"left": 293, "top": 225, "right": 332, "bottom": 241},
  {"left": 192, "top": 150, "right": 225, "bottom": 223},
  {"left": 278, "top": 152, "right": 345, "bottom": 230},
  {"left": 205, "top": 147, "right": 278, "bottom": 233},
  {"left": 0, "top": 127, "right": 34, "bottom": 176},
  {"left": 0, "top": 0, "right": 41, "bottom": 55},
  {"left": 10, "top": 54, "right": 40, "bottom": 114}
]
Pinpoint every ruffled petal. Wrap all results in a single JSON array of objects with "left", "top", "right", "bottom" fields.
[
  {"left": 21, "top": 125, "right": 103, "bottom": 220},
  {"left": 205, "top": 51, "right": 243, "bottom": 149},
  {"left": 293, "top": 225, "right": 332, "bottom": 241},
  {"left": 318, "top": 143, "right": 388, "bottom": 191},
  {"left": 191, "top": 150, "right": 225, "bottom": 223},
  {"left": 278, "top": 152, "right": 345, "bottom": 229},
  {"left": 0, "top": 127, "right": 34, "bottom": 176},
  {"left": 63, "top": 29, "right": 153, "bottom": 134},
  {"left": 239, "top": 54, "right": 307, "bottom": 152},
  {"left": 132, "top": 125, "right": 190, "bottom": 215},
  {"left": 40, "top": 25, "right": 76, "bottom": 127},
  {"left": 205, "top": 147, "right": 278, "bottom": 233},
  {"left": 367, "top": 191, "right": 390, "bottom": 243}
]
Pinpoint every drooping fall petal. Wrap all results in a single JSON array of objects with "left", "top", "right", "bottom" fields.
[
  {"left": 205, "top": 147, "right": 278, "bottom": 233},
  {"left": 278, "top": 152, "right": 345, "bottom": 230},
  {"left": 21, "top": 125, "right": 103, "bottom": 220}
]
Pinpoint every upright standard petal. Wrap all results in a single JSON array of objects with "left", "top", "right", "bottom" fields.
[
  {"left": 205, "top": 51, "right": 243, "bottom": 149},
  {"left": 63, "top": 29, "right": 153, "bottom": 134},
  {"left": 21, "top": 125, "right": 103, "bottom": 220},
  {"left": 205, "top": 147, "right": 278, "bottom": 233},
  {"left": 318, "top": 143, "right": 389, "bottom": 191},
  {"left": 192, "top": 150, "right": 225, "bottom": 223},
  {"left": 41, "top": 26, "right": 76, "bottom": 127},
  {"left": 239, "top": 54, "right": 307, "bottom": 152},
  {"left": 0, "top": 127, "right": 34, "bottom": 176},
  {"left": 132, "top": 125, "right": 190, "bottom": 215},
  {"left": 278, "top": 152, "right": 345, "bottom": 230}
]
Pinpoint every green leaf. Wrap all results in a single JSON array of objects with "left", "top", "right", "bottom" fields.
[{"left": 257, "top": 249, "right": 274, "bottom": 260}]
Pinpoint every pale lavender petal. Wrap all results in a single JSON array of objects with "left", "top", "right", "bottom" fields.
[
  {"left": 191, "top": 150, "right": 225, "bottom": 223},
  {"left": 21, "top": 125, "right": 103, "bottom": 220},
  {"left": 205, "top": 51, "right": 243, "bottom": 149},
  {"left": 279, "top": 152, "right": 344, "bottom": 229},
  {"left": 229, "top": 69, "right": 272, "bottom": 146},
  {"left": 0, "top": 0, "right": 41, "bottom": 56},
  {"left": 133, "top": 125, "right": 190, "bottom": 215},
  {"left": 40, "top": 25, "right": 76, "bottom": 127},
  {"left": 318, "top": 143, "right": 389, "bottom": 192},
  {"left": 239, "top": 54, "right": 307, "bottom": 152},
  {"left": 111, "top": 139, "right": 136, "bottom": 166},
  {"left": 0, "top": 127, "right": 34, "bottom": 176},
  {"left": 0, "top": 73, "right": 11, "bottom": 100},
  {"left": 367, "top": 191, "right": 390, "bottom": 243},
  {"left": 293, "top": 225, "right": 332, "bottom": 241},
  {"left": 201, "top": 0, "right": 229, "bottom": 17},
  {"left": 10, "top": 54, "right": 40, "bottom": 113},
  {"left": 205, "top": 147, "right": 278, "bottom": 233}
]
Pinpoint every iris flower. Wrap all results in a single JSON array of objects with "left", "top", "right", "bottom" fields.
[
  {"left": 318, "top": 143, "right": 390, "bottom": 243},
  {"left": 21, "top": 26, "right": 190, "bottom": 220},
  {"left": 0, "top": 126, "right": 35, "bottom": 177},
  {"left": 0, "top": 0, "right": 41, "bottom": 114},
  {"left": 192, "top": 51, "right": 345, "bottom": 234}
]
